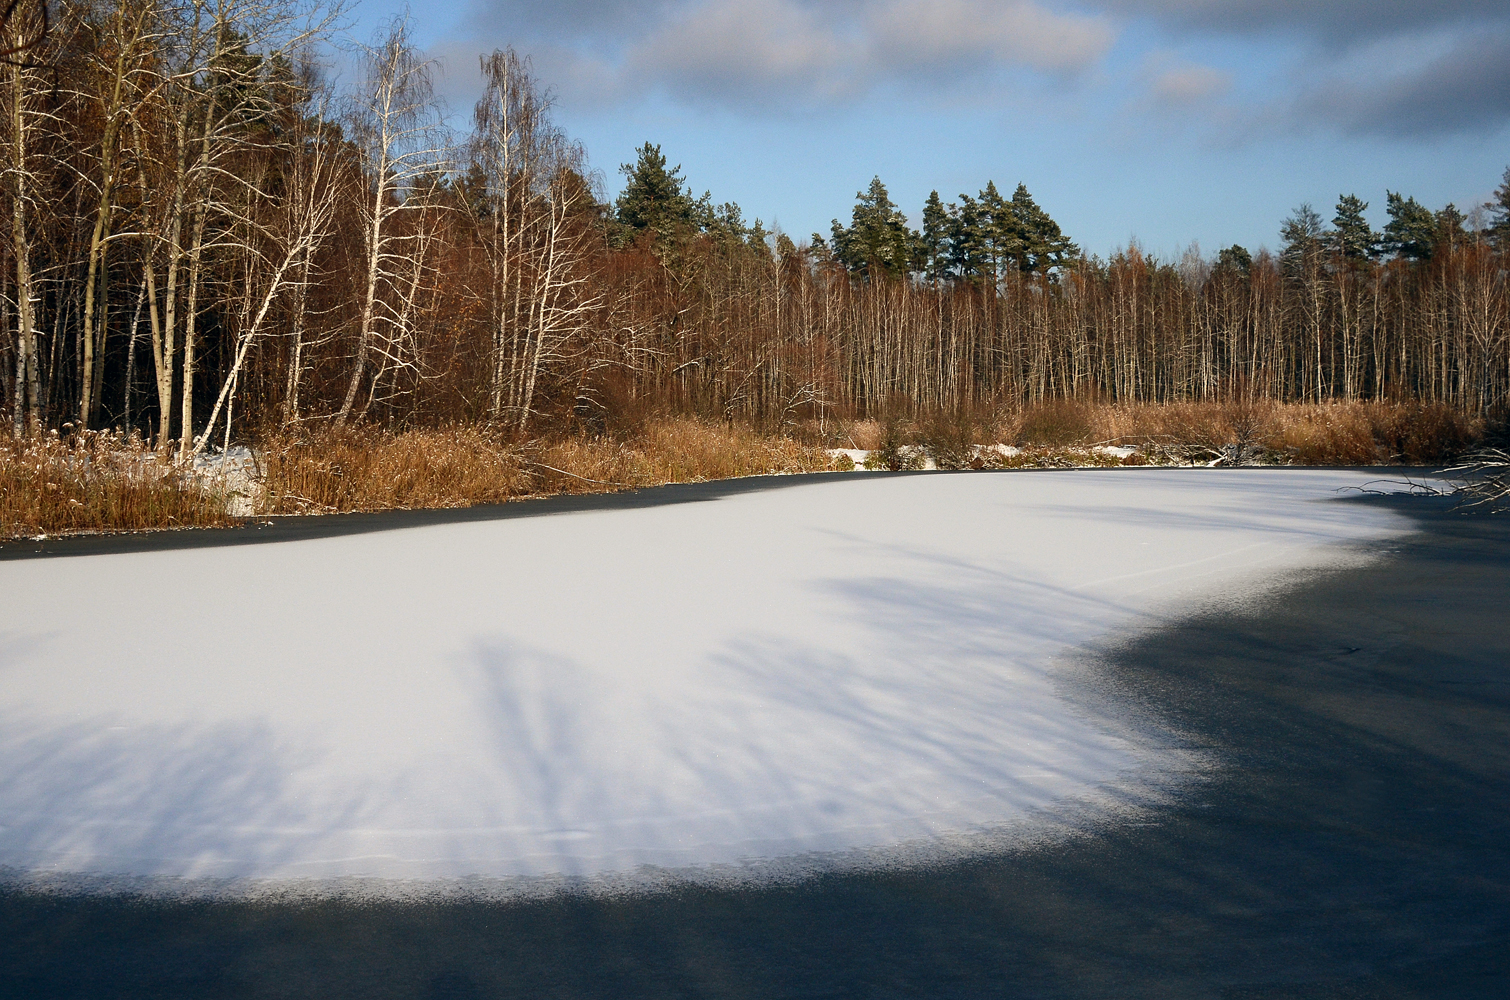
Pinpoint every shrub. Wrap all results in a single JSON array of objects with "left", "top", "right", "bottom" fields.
[
  {"left": 1014, "top": 400, "right": 1094, "bottom": 446},
  {"left": 918, "top": 410, "right": 977, "bottom": 470},
  {"left": 866, "top": 407, "right": 923, "bottom": 471}
]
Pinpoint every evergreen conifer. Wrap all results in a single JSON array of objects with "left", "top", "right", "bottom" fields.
[
  {"left": 830, "top": 177, "right": 918, "bottom": 280},
  {"left": 1434, "top": 204, "right": 1467, "bottom": 255},
  {"left": 1484, "top": 166, "right": 1510, "bottom": 248},
  {"left": 947, "top": 194, "right": 988, "bottom": 278},
  {"left": 614, "top": 142, "right": 697, "bottom": 244},
  {"left": 1330, "top": 195, "right": 1377, "bottom": 260},
  {"left": 1010, "top": 183, "right": 1078, "bottom": 274},
  {"left": 1279, "top": 203, "right": 1326, "bottom": 274},
  {"left": 1216, "top": 245, "right": 1252, "bottom": 272},
  {"left": 1381, "top": 192, "right": 1436, "bottom": 260},
  {"left": 920, "top": 191, "right": 951, "bottom": 281}
]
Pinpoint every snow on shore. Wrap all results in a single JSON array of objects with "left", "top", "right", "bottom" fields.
[{"left": 0, "top": 469, "right": 1409, "bottom": 892}]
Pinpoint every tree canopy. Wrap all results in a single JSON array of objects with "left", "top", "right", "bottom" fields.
[{"left": 615, "top": 142, "right": 699, "bottom": 244}]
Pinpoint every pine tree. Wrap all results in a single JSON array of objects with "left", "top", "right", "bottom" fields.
[
  {"left": 808, "top": 233, "right": 834, "bottom": 266},
  {"left": 746, "top": 217, "right": 771, "bottom": 257},
  {"left": 1330, "top": 194, "right": 1377, "bottom": 260},
  {"left": 1484, "top": 166, "right": 1510, "bottom": 247},
  {"left": 977, "top": 181, "right": 1021, "bottom": 276},
  {"left": 702, "top": 198, "right": 749, "bottom": 246},
  {"left": 614, "top": 142, "right": 697, "bottom": 244},
  {"left": 1380, "top": 191, "right": 1436, "bottom": 260},
  {"left": 1279, "top": 203, "right": 1326, "bottom": 273},
  {"left": 948, "top": 194, "right": 995, "bottom": 279},
  {"left": 1010, "top": 183, "right": 1078, "bottom": 274},
  {"left": 919, "top": 190, "right": 951, "bottom": 281},
  {"left": 1216, "top": 245, "right": 1252, "bottom": 272},
  {"left": 830, "top": 176, "right": 917, "bottom": 280},
  {"left": 1434, "top": 204, "right": 1467, "bottom": 255}
]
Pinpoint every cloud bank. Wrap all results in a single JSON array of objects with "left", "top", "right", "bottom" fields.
[
  {"left": 1093, "top": 0, "right": 1510, "bottom": 138},
  {"left": 459, "top": 0, "right": 1113, "bottom": 112},
  {"left": 448, "top": 0, "right": 1510, "bottom": 138}
]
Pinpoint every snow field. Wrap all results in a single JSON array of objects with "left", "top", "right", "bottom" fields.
[{"left": 0, "top": 469, "right": 1410, "bottom": 892}]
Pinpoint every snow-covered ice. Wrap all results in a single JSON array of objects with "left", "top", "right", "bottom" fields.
[{"left": 0, "top": 469, "right": 1410, "bottom": 892}]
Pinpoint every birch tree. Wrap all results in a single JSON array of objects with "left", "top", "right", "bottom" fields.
[
  {"left": 471, "top": 49, "right": 601, "bottom": 430},
  {"left": 76, "top": 0, "right": 161, "bottom": 428},
  {"left": 3, "top": 0, "right": 55, "bottom": 437},
  {"left": 192, "top": 70, "right": 340, "bottom": 456},
  {"left": 335, "top": 16, "right": 447, "bottom": 425}
]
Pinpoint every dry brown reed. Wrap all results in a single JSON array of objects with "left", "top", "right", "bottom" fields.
[
  {"left": 0, "top": 431, "right": 231, "bottom": 538},
  {"left": 534, "top": 418, "right": 829, "bottom": 492},
  {"left": 3, "top": 402, "right": 1484, "bottom": 538},
  {"left": 828, "top": 400, "right": 1479, "bottom": 467},
  {"left": 257, "top": 418, "right": 830, "bottom": 515},
  {"left": 959, "top": 400, "right": 1478, "bottom": 465},
  {"left": 258, "top": 425, "right": 531, "bottom": 514}
]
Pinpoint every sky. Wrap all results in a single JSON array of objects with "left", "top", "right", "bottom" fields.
[{"left": 343, "top": 0, "right": 1510, "bottom": 260}]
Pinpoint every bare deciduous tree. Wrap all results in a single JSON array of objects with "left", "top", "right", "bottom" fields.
[{"left": 335, "top": 16, "right": 448, "bottom": 426}]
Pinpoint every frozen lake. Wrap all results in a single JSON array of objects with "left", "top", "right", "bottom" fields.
[{"left": 0, "top": 469, "right": 1411, "bottom": 891}]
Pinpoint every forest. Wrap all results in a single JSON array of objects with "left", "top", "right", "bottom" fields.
[{"left": 2, "top": 0, "right": 1508, "bottom": 532}]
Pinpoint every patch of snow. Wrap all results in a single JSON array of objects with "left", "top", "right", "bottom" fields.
[
  {"left": 987, "top": 444, "right": 1021, "bottom": 458},
  {"left": 190, "top": 445, "right": 260, "bottom": 517},
  {"left": 0, "top": 470, "right": 1411, "bottom": 893},
  {"left": 1094, "top": 445, "right": 1138, "bottom": 459}
]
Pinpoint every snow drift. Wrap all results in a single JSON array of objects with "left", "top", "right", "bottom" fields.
[{"left": 0, "top": 469, "right": 1410, "bottom": 892}]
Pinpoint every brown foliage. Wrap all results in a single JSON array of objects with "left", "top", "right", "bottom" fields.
[
  {"left": 2, "top": 402, "right": 1486, "bottom": 539},
  {"left": 918, "top": 409, "right": 977, "bottom": 469},
  {"left": 1010, "top": 400, "right": 1096, "bottom": 447}
]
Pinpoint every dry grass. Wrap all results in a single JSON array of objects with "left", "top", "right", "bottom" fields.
[
  {"left": 836, "top": 400, "right": 1480, "bottom": 467},
  {"left": 258, "top": 425, "right": 531, "bottom": 514},
  {"left": 257, "top": 418, "right": 830, "bottom": 515},
  {"left": 2, "top": 402, "right": 1485, "bottom": 538},
  {"left": 984, "top": 446, "right": 1129, "bottom": 470},
  {"left": 1061, "top": 399, "right": 1477, "bottom": 464},
  {"left": 0, "top": 431, "right": 231, "bottom": 539},
  {"left": 534, "top": 418, "right": 829, "bottom": 492}
]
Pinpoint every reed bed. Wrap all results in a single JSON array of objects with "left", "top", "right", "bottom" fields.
[
  {"left": 840, "top": 400, "right": 1479, "bottom": 466},
  {"left": 257, "top": 418, "right": 830, "bottom": 515},
  {"left": 0, "top": 431, "right": 231, "bottom": 539},
  {"left": 0, "top": 403, "right": 1489, "bottom": 538}
]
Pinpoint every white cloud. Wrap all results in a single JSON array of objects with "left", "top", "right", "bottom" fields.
[
  {"left": 451, "top": 0, "right": 1117, "bottom": 114},
  {"left": 867, "top": 0, "right": 1113, "bottom": 78},
  {"left": 623, "top": 0, "right": 861, "bottom": 107}
]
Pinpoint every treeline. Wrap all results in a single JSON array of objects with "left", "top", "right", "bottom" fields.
[{"left": 3, "top": 0, "right": 1509, "bottom": 459}]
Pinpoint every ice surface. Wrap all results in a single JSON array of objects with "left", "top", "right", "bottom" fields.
[{"left": 0, "top": 469, "right": 1410, "bottom": 891}]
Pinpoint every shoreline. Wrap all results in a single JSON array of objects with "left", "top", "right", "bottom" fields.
[{"left": 0, "top": 463, "right": 1450, "bottom": 561}]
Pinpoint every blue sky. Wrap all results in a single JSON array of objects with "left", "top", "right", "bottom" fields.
[{"left": 345, "top": 0, "right": 1509, "bottom": 260}]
